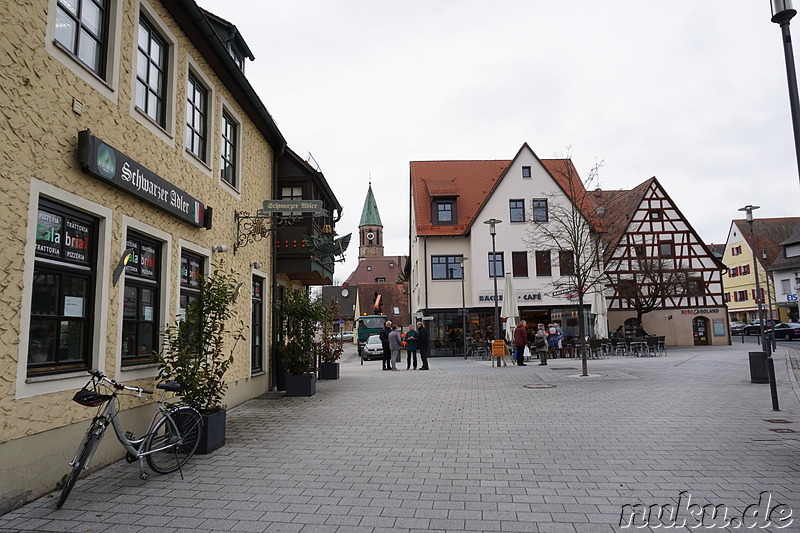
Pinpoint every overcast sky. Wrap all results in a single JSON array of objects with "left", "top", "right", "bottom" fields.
[{"left": 198, "top": 0, "right": 799, "bottom": 282}]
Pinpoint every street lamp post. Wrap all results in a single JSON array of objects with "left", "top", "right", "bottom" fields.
[
  {"left": 459, "top": 256, "right": 468, "bottom": 359},
  {"left": 484, "top": 218, "right": 502, "bottom": 367},
  {"left": 740, "top": 205, "right": 780, "bottom": 410},
  {"left": 770, "top": 0, "right": 800, "bottom": 184}
]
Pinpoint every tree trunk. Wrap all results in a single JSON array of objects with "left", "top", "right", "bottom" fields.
[{"left": 578, "top": 295, "right": 588, "bottom": 377}]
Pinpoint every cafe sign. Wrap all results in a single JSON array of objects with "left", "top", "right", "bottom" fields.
[{"left": 77, "top": 130, "right": 212, "bottom": 229}]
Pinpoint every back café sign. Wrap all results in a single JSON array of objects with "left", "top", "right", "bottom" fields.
[{"left": 77, "top": 130, "right": 212, "bottom": 229}]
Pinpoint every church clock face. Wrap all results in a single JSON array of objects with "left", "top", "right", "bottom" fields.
[{"left": 366, "top": 232, "right": 375, "bottom": 240}]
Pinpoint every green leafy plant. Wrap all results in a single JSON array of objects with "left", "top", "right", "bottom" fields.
[
  {"left": 278, "top": 289, "right": 325, "bottom": 374},
  {"left": 156, "top": 262, "right": 245, "bottom": 413},
  {"left": 317, "top": 301, "right": 343, "bottom": 364}
]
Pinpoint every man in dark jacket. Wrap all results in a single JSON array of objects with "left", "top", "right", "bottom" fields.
[
  {"left": 416, "top": 321, "right": 430, "bottom": 370},
  {"left": 379, "top": 320, "right": 393, "bottom": 370},
  {"left": 513, "top": 320, "right": 528, "bottom": 366}
]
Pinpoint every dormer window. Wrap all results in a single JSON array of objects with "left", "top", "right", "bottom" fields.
[
  {"left": 227, "top": 43, "right": 244, "bottom": 72},
  {"left": 433, "top": 199, "right": 456, "bottom": 225}
]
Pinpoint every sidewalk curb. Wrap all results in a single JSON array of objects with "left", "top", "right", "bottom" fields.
[{"left": 781, "top": 345, "right": 800, "bottom": 407}]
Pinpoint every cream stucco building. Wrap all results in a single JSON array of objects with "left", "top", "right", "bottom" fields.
[{"left": 0, "top": 0, "right": 299, "bottom": 511}]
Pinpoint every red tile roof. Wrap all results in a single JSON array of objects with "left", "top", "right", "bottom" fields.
[
  {"left": 344, "top": 256, "right": 408, "bottom": 286},
  {"left": 356, "top": 282, "right": 411, "bottom": 327},
  {"left": 410, "top": 145, "right": 601, "bottom": 237},
  {"left": 732, "top": 218, "right": 800, "bottom": 271}
]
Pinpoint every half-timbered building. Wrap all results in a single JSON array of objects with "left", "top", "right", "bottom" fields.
[{"left": 599, "top": 178, "right": 728, "bottom": 346}]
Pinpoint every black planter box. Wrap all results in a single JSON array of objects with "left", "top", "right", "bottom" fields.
[
  {"left": 285, "top": 373, "right": 316, "bottom": 397},
  {"left": 196, "top": 408, "right": 226, "bottom": 454},
  {"left": 319, "top": 362, "right": 340, "bottom": 380}
]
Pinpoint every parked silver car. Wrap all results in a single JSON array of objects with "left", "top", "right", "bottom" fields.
[
  {"left": 335, "top": 331, "right": 354, "bottom": 342},
  {"left": 361, "top": 334, "right": 383, "bottom": 360}
]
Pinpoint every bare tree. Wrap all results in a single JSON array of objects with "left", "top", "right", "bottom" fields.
[
  {"left": 611, "top": 258, "right": 689, "bottom": 324},
  {"left": 523, "top": 154, "right": 605, "bottom": 377}
]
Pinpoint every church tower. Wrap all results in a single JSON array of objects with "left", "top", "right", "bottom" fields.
[{"left": 358, "top": 183, "right": 384, "bottom": 260}]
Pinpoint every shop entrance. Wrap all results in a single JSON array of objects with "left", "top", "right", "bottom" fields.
[{"left": 693, "top": 316, "right": 710, "bottom": 346}]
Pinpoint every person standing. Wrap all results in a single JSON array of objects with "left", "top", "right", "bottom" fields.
[
  {"left": 534, "top": 323, "right": 548, "bottom": 365},
  {"left": 417, "top": 321, "right": 430, "bottom": 370},
  {"left": 388, "top": 325, "right": 403, "bottom": 370},
  {"left": 379, "top": 320, "right": 393, "bottom": 371},
  {"left": 513, "top": 319, "right": 528, "bottom": 366},
  {"left": 404, "top": 324, "right": 419, "bottom": 369}
]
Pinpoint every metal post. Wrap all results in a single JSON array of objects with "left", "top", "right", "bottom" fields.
[
  {"left": 775, "top": 15, "right": 800, "bottom": 185},
  {"left": 460, "top": 257, "right": 468, "bottom": 359},
  {"left": 491, "top": 233, "right": 500, "bottom": 367}
]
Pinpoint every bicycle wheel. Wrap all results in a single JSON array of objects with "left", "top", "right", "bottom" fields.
[
  {"left": 56, "top": 427, "right": 101, "bottom": 509},
  {"left": 145, "top": 407, "right": 202, "bottom": 474}
]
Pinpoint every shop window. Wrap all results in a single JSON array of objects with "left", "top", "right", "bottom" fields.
[
  {"left": 135, "top": 15, "right": 168, "bottom": 127},
  {"left": 28, "top": 200, "right": 97, "bottom": 375},
  {"left": 509, "top": 200, "right": 525, "bottom": 223},
  {"left": 121, "top": 232, "right": 161, "bottom": 366},
  {"left": 432, "top": 255, "right": 463, "bottom": 280},
  {"left": 535, "top": 250, "right": 551, "bottom": 276},
  {"left": 511, "top": 251, "right": 528, "bottom": 277},
  {"left": 251, "top": 276, "right": 264, "bottom": 374},
  {"left": 54, "top": 0, "right": 109, "bottom": 77},
  {"left": 179, "top": 251, "right": 203, "bottom": 319}
]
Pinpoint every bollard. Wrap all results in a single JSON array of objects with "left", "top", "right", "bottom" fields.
[{"left": 766, "top": 356, "right": 780, "bottom": 411}]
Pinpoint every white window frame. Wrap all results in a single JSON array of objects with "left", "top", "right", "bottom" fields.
[
  {"left": 218, "top": 99, "right": 243, "bottom": 197},
  {"left": 130, "top": 0, "right": 178, "bottom": 147},
  {"left": 182, "top": 55, "right": 215, "bottom": 177},
  {"left": 116, "top": 216, "right": 172, "bottom": 381},
  {"left": 45, "top": 0, "right": 124, "bottom": 103},
  {"left": 16, "top": 179, "right": 113, "bottom": 399}
]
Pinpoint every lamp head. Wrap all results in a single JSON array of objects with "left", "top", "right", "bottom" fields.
[
  {"left": 772, "top": 0, "right": 797, "bottom": 23},
  {"left": 483, "top": 218, "right": 502, "bottom": 235},
  {"left": 738, "top": 204, "right": 760, "bottom": 223}
]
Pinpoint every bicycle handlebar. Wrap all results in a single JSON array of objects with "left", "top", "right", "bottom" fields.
[{"left": 88, "top": 370, "right": 153, "bottom": 396}]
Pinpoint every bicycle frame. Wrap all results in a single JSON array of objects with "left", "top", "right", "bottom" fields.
[{"left": 70, "top": 384, "right": 181, "bottom": 479}]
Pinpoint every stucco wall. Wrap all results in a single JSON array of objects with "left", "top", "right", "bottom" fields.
[{"left": 1, "top": 0, "right": 277, "bottom": 509}]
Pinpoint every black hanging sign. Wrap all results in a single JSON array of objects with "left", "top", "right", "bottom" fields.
[{"left": 77, "top": 130, "right": 213, "bottom": 229}]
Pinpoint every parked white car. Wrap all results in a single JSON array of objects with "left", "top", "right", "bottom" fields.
[
  {"left": 361, "top": 334, "right": 383, "bottom": 360},
  {"left": 335, "top": 331, "right": 354, "bottom": 342}
]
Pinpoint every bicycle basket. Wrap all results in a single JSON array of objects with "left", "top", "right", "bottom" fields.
[{"left": 73, "top": 388, "right": 112, "bottom": 407}]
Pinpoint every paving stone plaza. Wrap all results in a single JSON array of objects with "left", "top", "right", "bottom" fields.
[{"left": 2, "top": 343, "right": 799, "bottom": 533}]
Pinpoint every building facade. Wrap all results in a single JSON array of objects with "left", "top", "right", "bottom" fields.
[
  {"left": 0, "top": 0, "right": 296, "bottom": 510},
  {"left": 600, "top": 178, "right": 728, "bottom": 346},
  {"left": 722, "top": 218, "right": 800, "bottom": 324},
  {"left": 769, "top": 225, "right": 800, "bottom": 321},
  {"left": 409, "top": 144, "right": 600, "bottom": 356}
]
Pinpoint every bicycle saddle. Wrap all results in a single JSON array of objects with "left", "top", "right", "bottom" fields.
[{"left": 157, "top": 381, "right": 182, "bottom": 392}]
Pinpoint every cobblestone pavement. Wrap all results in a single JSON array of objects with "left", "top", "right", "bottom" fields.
[{"left": 2, "top": 343, "right": 799, "bottom": 533}]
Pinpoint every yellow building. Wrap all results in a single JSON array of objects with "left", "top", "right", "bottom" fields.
[
  {"left": 0, "top": 0, "right": 295, "bottom": 511},
  {"left": 722, "top": 218, "right": 800, "bottom": 325}
]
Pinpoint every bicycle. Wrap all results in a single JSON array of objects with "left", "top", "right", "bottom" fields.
[{"left": 56, "top": 370, "right": 203, "bottom": 509}]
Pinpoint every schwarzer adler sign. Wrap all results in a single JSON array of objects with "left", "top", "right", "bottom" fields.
[{"left": 77, "top": 130, "right": 212, "bottom": 229}]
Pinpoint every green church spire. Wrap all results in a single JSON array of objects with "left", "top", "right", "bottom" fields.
[{"left": 359, "top": 183, "right": 382, "bottom": 227}]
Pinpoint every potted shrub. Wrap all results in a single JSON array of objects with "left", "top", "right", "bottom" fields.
[
  {"left": 317, "top": 301, "right": 343, "bottom": 380},
  {"left": 278, "top": 289, "right": 322, "bottom": 396},
  {"left": 156, "top": 262, "right": 244, "bottom": 453}
]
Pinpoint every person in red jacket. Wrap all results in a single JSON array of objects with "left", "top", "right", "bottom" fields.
[{"left": 513, "top": 320, "right": 528, "bottom": 366}]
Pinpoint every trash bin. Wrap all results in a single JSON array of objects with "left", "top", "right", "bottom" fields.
[{"left": 749, "top": 351, "right": 769, "bottom": 384}]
